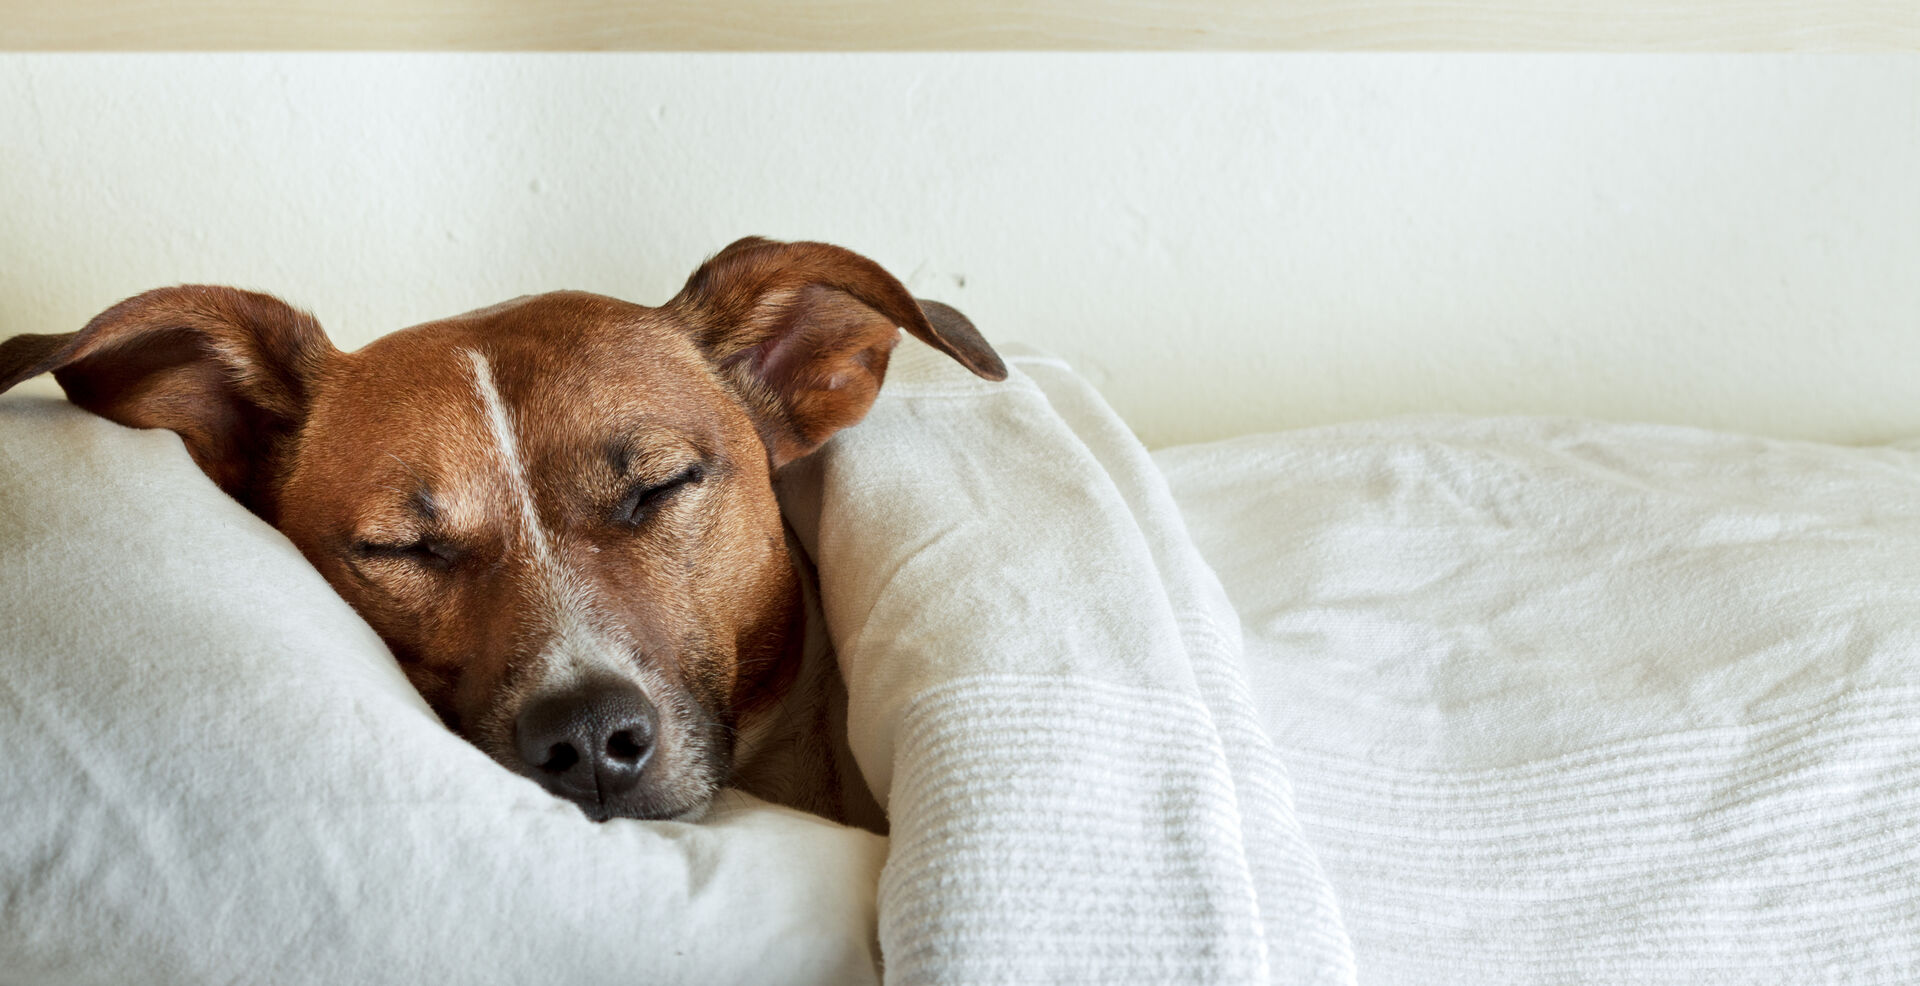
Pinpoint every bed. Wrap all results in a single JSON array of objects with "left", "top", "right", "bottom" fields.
[{"left": 3, "top": 341, "right": 1917, "bottom": 984}]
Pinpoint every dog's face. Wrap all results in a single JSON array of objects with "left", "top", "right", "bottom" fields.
[
  {"left": 279, "top": 293, "right": 797, "bottom": 820},
  {"left": 0, "top": 238, "right": 1004, "bottom": 822}
]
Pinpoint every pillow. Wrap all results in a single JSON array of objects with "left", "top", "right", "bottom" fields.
[{"left": 0, "top": 396, "right": 886, "bottom": 986}]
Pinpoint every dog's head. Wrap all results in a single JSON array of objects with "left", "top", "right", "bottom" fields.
[{"left": 0, "top": 237, "right": 1004, "bottom": 821}]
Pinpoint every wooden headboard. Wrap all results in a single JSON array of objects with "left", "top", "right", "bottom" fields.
[{"left": 4, "top": 0, "right": 1915, "bottom": 51}]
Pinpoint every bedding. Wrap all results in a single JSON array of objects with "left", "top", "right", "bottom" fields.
[
  {"left": 777, "top": 345, "right": 1353, "bottom": 983},
  {"left": 0, "top": 397, "right": 887, "bottom": 986},
  {"left": 1159, "top": 416, "right": 1920, "bottom": 982},
  {"left": 5, "top": 343, "right": 1920, "bottom": 984}
]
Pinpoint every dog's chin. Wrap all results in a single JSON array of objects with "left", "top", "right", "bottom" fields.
[
  {"left": 574, "top": 796, "right": 715, "bottom": 824},
  {"left": 567, "top": 783, "right": 720, "bottom": 824}
]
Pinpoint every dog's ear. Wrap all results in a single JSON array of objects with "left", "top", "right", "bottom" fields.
[
  {"left": 669, "top": 237, "right": 1006, "bottom": 469},
  {"left": 0, "top": 286, "right": 334, "bottom": 518}
]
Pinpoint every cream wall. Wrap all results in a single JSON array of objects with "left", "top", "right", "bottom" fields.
[{"left": 2, "top": 55, "right": 1915, "bottom": 448}]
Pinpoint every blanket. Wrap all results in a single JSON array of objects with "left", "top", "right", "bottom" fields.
[
  {"left": 780, "top": 344, "right": 1355, "bottom": 984},
  {"left": 1159, "top": 416, "right": 1920, "bottom": 984}
]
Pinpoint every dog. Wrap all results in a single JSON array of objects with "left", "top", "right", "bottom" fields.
[{"left": 0, "top": 236, "right": 1005, "bottom": 827}]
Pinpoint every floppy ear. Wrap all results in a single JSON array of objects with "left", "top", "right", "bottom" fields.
[
  {"left": 668, "top": 237, "right": 1006, "bottom": 469},
  {"left": 0, "top": 285, "right": 334, "bottom": 519}
]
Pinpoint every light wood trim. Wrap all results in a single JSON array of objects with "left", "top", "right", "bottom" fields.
[{"left": 3, "top": 0, "right": 1916, "bottom": 51}]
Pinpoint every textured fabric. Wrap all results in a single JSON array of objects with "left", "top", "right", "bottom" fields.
[
  {"left": 0, "top": 396, "right": 888, "bottom": 986},
  {"left": 1158, "top": 415, "right": 1920, "bottom": 984},
  {"left": 16, "top": 352, "right": 1918, "bottom": 985},
  {"left": 779, "top": 345, "right": 1355, "bottom": 985}
]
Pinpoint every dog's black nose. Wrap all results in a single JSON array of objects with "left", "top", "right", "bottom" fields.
[{"left": 514, "top": 679, "right": 658, "bottom": 806}]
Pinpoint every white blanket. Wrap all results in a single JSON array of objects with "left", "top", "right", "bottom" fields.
[
  {"left": 780, "top": 344, "right": 1355, "bottom": 983},
  {"left": 1159, "top": 416, "right": 1920, "bottom": 983}
]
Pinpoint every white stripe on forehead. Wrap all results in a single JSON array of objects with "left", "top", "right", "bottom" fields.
[
  {"left": 464, "top": 349, "right": 554, "bottom": 563},
  {"left": 463, "top": 348, "right": 646, "bottom": 691}
]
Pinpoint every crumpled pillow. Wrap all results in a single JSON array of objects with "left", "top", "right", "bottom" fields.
[{"left": 0, "top": 396, "right": 886, "bottom": 986}]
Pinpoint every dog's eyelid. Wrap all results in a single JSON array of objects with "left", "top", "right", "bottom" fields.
[
  {"left": 612, "top": 461, "right": 708, "bottom": 526},
  {"left": 352, "top": 536, "right": 465, "bottom": 570},
  {"left": 607, "top": 419, "right": 722, "bottom": 474},
  {"left": 612, "top": 439, "right": 710, "bottom": 478}
]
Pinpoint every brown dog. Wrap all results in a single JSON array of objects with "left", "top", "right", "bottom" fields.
[{"left": 0, "top": 237, "right": 1004, "bottom": 825}]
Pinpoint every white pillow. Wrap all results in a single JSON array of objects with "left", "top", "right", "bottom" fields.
[{"left": 0, "top": 396, "right": 886, "bottom": 986}]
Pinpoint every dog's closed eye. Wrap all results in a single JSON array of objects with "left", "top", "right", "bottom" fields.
[
  {"left": 355, "top": 538, "right": 464, "bottom": 571},
  {"left": 613, "top": 463, "right": 706, "bottom": 527}
]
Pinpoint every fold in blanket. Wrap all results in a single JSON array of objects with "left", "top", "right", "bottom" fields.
[{"left": 779, "top": 344, "right": 1356, "bottom": 985}]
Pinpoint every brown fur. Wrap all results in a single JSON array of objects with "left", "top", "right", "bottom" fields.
[{"left": 0, "top": 237, "right": 1005, "bottom": 824}]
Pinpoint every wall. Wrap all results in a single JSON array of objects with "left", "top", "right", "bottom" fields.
[{"left": 2, "top": 55, "right": 1915, "bottom": 448}]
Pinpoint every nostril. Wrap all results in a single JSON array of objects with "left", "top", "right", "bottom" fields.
[
  {"left": 606, "top": 729, "right": 647, "bottom": 765},
  {"left": 539, "top": 742, "right": 581, "bottom": 775}
]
